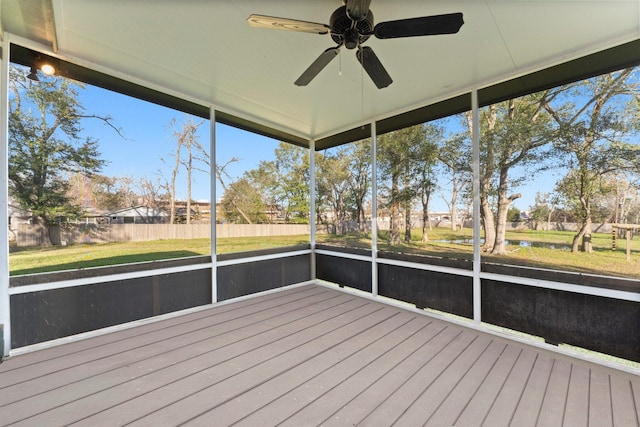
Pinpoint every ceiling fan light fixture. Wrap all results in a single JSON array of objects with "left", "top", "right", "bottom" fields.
[{"left": 344, "top": 29, "right": 359, "bottom": 50}]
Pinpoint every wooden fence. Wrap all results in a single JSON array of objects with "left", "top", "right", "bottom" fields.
[{"left": 16, "top": 223, "right": 320, "bottom": 247}]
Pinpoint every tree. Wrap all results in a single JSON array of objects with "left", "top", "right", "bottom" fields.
[
  {"left": 8, "top": 65, "right": 117, "bottom": 244},
  {"left": 411, "top": 124, "right": 441, "bottom": 242},
  {"left": 316, "top": 147, "right": 351, "bottom": 233},
  {"left": 544, "top": 67, "right": 640, "bottom": 252},
  {"left": 378, "top": 126, "right": 426, "bottom": 245},
  {"left": 245, "top": 160, "right": 280, "bottom": 223},
  {"left": 437, "top": 129, "right": 471, "bottom": 231},
  {"left": 472, "top": 91, "right": 557, "bottom": 254},
  {"left": 274, "top": 143, "right": 310, "bottom": 223},
  {"left": 163, "top": 117, "right": 206, "bottom": 224},
  {"left": 345, "top": 139, "right": 371, "bottom": 231},
  {"left": 220, "top": 177, "right": 267, "bottom": 223},
  {"left": 316, "top": 139, "right": 371, "bottom": 234},
  {"left": 245, "top": 143, "right": 310, "bottom": 224},
  {"left": 529, "top": 191, "right": 559, "bottom": 230},
  {"left": 164, "top": 136, "right": 182, "bottom": 224},
  {"left": 176, "top": 117, "right": 206, "bottom": 224},
  {"left": 67, "top": 173, "right": 131, "bottom": 211},
  {"left": 609, "top": 172, "right": 640, "bottom": 225},
  {"left": 216, "top": 157, "right": 254, "bottom": 224},
  {"left": 138, "top": 175, "right": 168, "bottom": 209},
  {"left": 507, "top": 206, "right": 521, "bottom": 222}
]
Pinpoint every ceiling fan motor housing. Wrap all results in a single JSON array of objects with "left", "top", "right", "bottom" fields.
[{"left": 330, "top": 6, "right": 374, "bottom": 49}]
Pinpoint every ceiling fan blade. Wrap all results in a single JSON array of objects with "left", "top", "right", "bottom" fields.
[
  {"left": 356, "top": 46, "right": 393, "bottom": 89},
  {"left": 247, "top": 14, "right": 329, "bottom": 34},
  {"left": 374, "top": 13, "right": 464, "bottom": 39},
  {"left": 295, "top": 47, "right": 340, "bottom": 86},
  {"left": 346, "top": 0, "right": 372, "bottom": 21}
]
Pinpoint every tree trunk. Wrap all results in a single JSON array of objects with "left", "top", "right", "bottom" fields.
[
  {"left": 450, "top": 177, "right": 458, "bottom": 231},
  {"left": 582, "top": 219, "right": 593, "bottom": 253},
  {"left": 572, "top": 195, "right": 593, "bottom": 253},
  {"left": 389, "top": 173, "right": 400, "bottom": 245},
  {"left": 186, "top": 152, "right": 192, "bottom": 225},
  {"left": 572, "top": 223, "right": 586, "bottom": 253},
  {"left": 492, "top": 200, "right": 509, "bottom": 255},
  {"left": 450, "top": 202, "right": 458, "bottom": 231},
  {"left": 404, "top": 203, "right": 412, "bottom": 243},
  {"left": 421, "top": 201, "right": 430, "bottom": 242},
  {"left": 170, "top": 147, "right": 181, "bottom": 224},
  {"left": 480, "top": 195, "right": 495, "bottom": 251},
  {"left": 358, "top": 204, "right": 366, "bottom": 232},
  {"left": 479, "top": 160, "right": 495, "bottom": 251},
  {"left": 389, "top": 207, "right": 399, "bottom": 244},
  {"left": 492, "top": 192, "right": 521, "bottom": 255},
  {"left": 403, "top": 167, "right": 412, "bottom": 243}
]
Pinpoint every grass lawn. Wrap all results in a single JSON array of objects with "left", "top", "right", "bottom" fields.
[
  {"left": 318, "top": 227, "right": 640, "bottom": 279},
  {"left": 8, "top": 228, "right": 639, "bottom": 279},
  {"left": 9, "top": 235, "right": 309, "bottom": 276}
]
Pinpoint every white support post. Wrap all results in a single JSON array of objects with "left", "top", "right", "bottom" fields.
[
  {"left": 1, "top": 39, "right": 11, "bottom": 356},
  {"left": 309, "top": 138, "right": 317, "bottom": 280},
  {"left": 209, "top": 108, "right": 217, "bottom": 304},
  {"left": 371, "top": 122, "right": 378, "bottom": 297},
  {"left": 471, "top": 90, "right": 481, "bottom": 324}
]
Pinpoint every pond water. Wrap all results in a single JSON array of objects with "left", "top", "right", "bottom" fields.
[{"left": 434, "top": 239, "right": 571, "bottom": 250}]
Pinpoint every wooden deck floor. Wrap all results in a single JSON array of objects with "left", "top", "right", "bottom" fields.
[{"left": 1, "top": 284, "right": 639, "bottom": 426}]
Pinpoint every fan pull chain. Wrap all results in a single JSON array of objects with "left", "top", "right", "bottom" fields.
[
  {"left": 339, "top": 49, "right": 342, "bottom": 76},
  {"left": 361, "top": 53, "right": 365, "bottom": 126}
]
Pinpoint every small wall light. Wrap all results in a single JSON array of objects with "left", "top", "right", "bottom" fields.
[{"left": 40, "top": 63, "right": 56, "bottom": 75}]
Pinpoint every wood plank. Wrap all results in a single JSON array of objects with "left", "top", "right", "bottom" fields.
[
  {"left": 0, "top": 285, "right": 637, "bottom": 427},
  {"left": 307, "top": 325, "right": 466, "bottom": 427},
  {"left": 508, "top": 353, "right": 555, "bottom": 427},
  {"left": 395, "top": 338, "right": 502, "bottom": 426},
  {"left": 3, "top": 293, "right": 371, "bottom": 426},
  {"left": 562, "top": 363, "right": 590, "bottom": 426},
  {"left": 474, "top": 347, "right": 538, "bottom": 426},
  {"left": 65, "top": 302, "right": 390, "bottom": 426},
  {"left": 122, "top": 304, "right": 403, "bottom": 426},
  {"left": 633, "top": 379, "right": 640, "bottom": 427},
  {"left": 1, "top": 286, "right": 323, "bottom": 370},
  {"left": 0, "top": 288, "right": 343, "bottom": 410},
  {"left": 0, "top": 286, "right": 328, "bottom": 387},
  {"left": 589, "top": 369, "right": 614, "bottom": 427},
  {"left": 434, "top": 343, "right": 523, "bottom": 427},
  {"left": 228, "top": 318, "right": 444, "bottom": 427},
  {"left": 268, "top": 319, "right": 446, "bottom": 426},
  {"left": 1, "top": 292, "right": 356, "bottom": 424},
  {"left": 356, "top": 332, "right": 491, "bottom": 426},
  {"left": 421, "top": 340, "right": 508, "bottom": 426},
  {"left": 536, "top": 358, "right": 572, "bottom": 426},
  {"left": 183, "top": 312, "right": 424, "bottom": 426},
  {"left": 610, "top": 372, "right": 640, "bottom": 427}
]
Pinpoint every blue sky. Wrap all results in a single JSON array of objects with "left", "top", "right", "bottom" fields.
[
  {"left": 80, "top": 81, "right": 553, "bottom": 212},
  {"left": 81, "top": 84, "right": 278, "bottom": 203}
]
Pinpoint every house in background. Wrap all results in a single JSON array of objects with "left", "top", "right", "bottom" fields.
[
  {"left": 7, "top": 200, "right": 30, "bottom": 242},
  {"left": 105, "top": 205, "right": 169, "bottom": 224},
  {"left": 169, "top": 200, "right": 211, "bottom": 224}
]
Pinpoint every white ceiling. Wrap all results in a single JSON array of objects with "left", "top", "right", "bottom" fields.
[{"left": 2, "top": 0, "right": 640, "bottom": 143}]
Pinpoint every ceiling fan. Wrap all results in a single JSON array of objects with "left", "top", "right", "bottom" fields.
[{"left": 247, "top": 0, "right": 464, "bottom": 89}]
